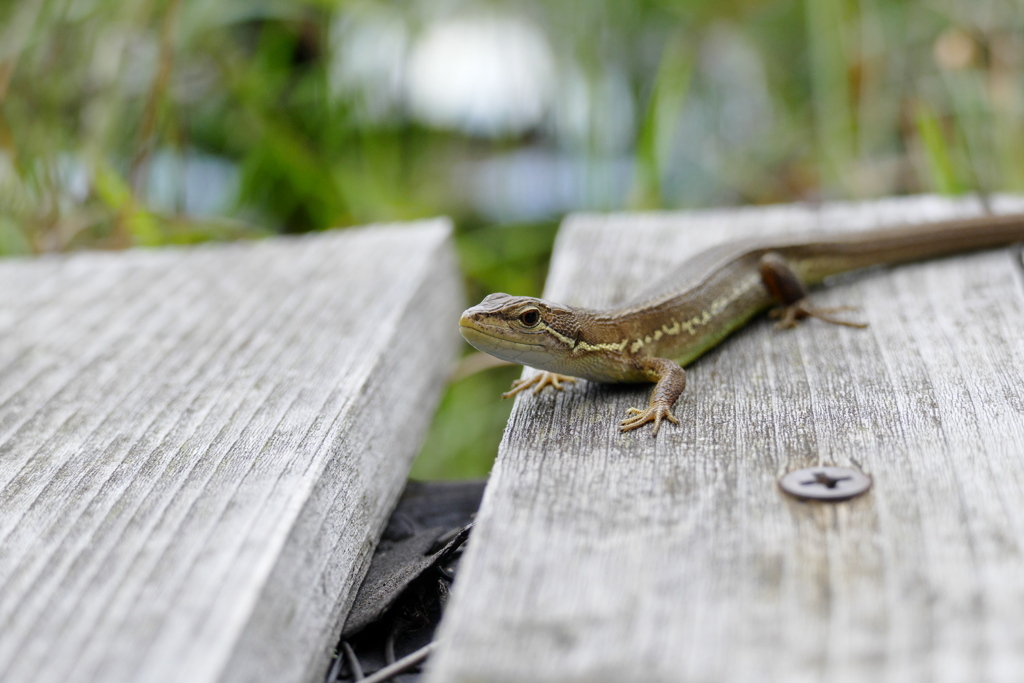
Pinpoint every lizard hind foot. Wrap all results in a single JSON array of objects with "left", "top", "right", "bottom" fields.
[
  {"left": 501, "top": 371, "right": 577, "bottom": 398},
  {"left": 769, "top": 299, "right": 868, "bottom": 330},
  {"left": 620, "top": 404, "right": 680, "bottom": 437}
]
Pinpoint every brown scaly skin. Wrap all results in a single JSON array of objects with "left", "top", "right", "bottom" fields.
[{"left": 460, "top": 213, "right": 1024, "bottom": 435}]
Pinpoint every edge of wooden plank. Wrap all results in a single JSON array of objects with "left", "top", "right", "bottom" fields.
[{"left": 219, "top": 219, "right": 464, "bottom": 683}]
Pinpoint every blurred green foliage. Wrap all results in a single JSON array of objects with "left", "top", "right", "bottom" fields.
[{"left": 2, "top": 0, "right": 1023, "bottom": 477}]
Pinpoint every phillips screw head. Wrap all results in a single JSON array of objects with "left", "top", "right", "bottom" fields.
[{"left": 779, "top": 466, "right": 872, "bottom": 502}]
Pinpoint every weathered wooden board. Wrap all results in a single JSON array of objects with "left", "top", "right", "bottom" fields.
[
  {"left": 0, "top": 220, "right": 462, "bottom": 683},
  {"left": 426, "top": 196, "right": 1024, "bottom": 682}
]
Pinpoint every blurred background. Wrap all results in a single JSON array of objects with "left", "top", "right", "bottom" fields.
[{"left": 2, "top": 0, "right": 1021, "bottom": 478}]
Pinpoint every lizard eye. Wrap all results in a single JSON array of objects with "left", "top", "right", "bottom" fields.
[{"left": 519, "top": 309, "right": 541, "bottom": 327}]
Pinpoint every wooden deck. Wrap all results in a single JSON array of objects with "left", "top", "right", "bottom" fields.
[
  {"left": 0, "top": 221, "right": 461, "bottom": 683},
  {"left": 426, "top": 196, "right": 1024, "bottom": 682}
]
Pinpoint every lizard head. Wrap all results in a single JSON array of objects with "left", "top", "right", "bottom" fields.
[{"left": 459, "top": 293, "right": 581, "bottom": 371}]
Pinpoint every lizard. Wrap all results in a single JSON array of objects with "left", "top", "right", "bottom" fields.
[{"left": 458, "top": 211, "right": 1024, "bottom": 436}]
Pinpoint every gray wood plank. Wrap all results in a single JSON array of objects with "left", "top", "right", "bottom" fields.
[
  {"left": 426, "top": 196, "right": 1024, "bottom": 682},
  {"left": 0, "top": 220, "right": 462, "bottom": 683}
]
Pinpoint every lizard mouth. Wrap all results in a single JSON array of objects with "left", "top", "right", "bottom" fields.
[{"left": 459, "top": 323, "right": 543, "bottom": 363}]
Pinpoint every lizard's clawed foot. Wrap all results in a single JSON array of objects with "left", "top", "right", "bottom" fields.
[
  {"left": 620, "top": 403, "right": 679, "bottom": 436},
  {"left": 502, "top": 371, "right": 577, "bottom": 398},
  {"left": 769, "top": 299, "right": 867, "bottom": 330}
]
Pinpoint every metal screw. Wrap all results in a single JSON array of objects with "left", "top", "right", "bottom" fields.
[{"left": 779, "top": 466, "right": 871, "bottom": 501}]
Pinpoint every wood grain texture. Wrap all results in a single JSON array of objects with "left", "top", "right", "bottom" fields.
[
  {"left": 0, "top": 220, "right": 462, "bottom": 683},
  {"left": 426, "top": 196, "right": 1024, "bottom": 683}
]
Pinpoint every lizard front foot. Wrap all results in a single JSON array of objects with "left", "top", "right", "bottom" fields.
[
  {"left": 620, "top": 404, "right": 679, "bottom": 436},
  {"left": 769, "top": 299, "right": 867, "bottom": 329},
  {"left": 502, "top": 371, "right": 577, "bottom": 398}
]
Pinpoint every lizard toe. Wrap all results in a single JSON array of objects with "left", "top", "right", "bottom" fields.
[
  {"left": 502, "top": 372, "right": 577, "bottom": 399},
  {"left": 620, "top": 404, "right": 679, "bottom": 436}
]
